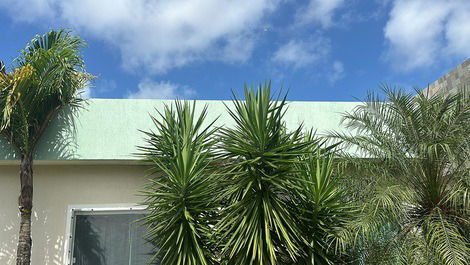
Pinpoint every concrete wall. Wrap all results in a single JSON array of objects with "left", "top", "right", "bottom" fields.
[
  {"left": 423, "top": 58, "right": 470, "bottom": 97},
  {"left": 0, "top": 100, "right": 359, "bottom": 161},
  {"left": 0, "top": 99, "right": 360, "bottom": 264},
  {"left": 0, "top": 164, "right": 149, "bottom": 265}
]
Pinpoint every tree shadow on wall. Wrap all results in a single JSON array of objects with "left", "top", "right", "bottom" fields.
[
  {"left": 0, "top": 105, "right": 84, "bottom": 161},
  {"left": 33, "top": 105, "right": 84, "bottom": 161},
  {"left": 0, "top": 105, "right": 86, "bottom": 264}
]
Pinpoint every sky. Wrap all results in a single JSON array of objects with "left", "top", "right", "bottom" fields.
[{"left": 0, "top": 0, "right": 468, "bottom": 101}]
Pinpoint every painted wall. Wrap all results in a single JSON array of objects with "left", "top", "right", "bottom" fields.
[
  {"left": 0, "top": 164, "right": 149, "bottom": 265},
  {"left": 0, "top": 99, "right": 359, "bottom": 264},
  {"left": 0, "top": 100, "right": 359, "bottom": 161}
]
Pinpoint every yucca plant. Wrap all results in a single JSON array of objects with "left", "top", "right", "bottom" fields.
[
  {"left": 290, "top": 140, "right": 355, "bottom": 265},
  {"left": 0, "top": 30, "right": 91, "bottom": 265},
  {"left": 217, "top": 83, "right": 311, "bottom": 265},
  {"left": 140, "top": 101, "right": 220, "bottom": 265},
  {"left": 331, "top": 87, "right": 470, "bottom": 265}
]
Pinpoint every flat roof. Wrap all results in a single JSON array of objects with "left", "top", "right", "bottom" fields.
[{"left": 0, "top": 99, "right": 359, "bottom": 163}]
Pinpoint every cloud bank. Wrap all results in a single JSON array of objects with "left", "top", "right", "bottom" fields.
[
  {"left": 1, "top": 0, "right": 279, "bottom": 74},
  {"left": 296, "top": 0, "right": 345, "bottom": 28},
  {"left": 273, "top": 38, "right": 330, "bottom": 69},
  {"left": 128, "top": 79, "right": 195, "bottom": 99},
  {"left": 384, "top": 0, "right": 470, "bottom": 71}
]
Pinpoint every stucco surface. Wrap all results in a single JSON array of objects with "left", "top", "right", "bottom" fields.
[
  {"left": 0, "top": 99, "right": 359, "bottom": 162},
  {"left": 0, "top": 164, "right": 149, "bottom": 265},
  {"left": 0, "top": 99, "right": 359, "bottom": 264}
]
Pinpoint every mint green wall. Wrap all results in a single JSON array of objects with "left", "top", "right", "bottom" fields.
[{"left": 0, "top": 99, "right": 359, "bottom": 161}]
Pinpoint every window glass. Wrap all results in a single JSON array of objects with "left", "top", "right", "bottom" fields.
[{"left": 72, "top": 212, "right": 154, "bottom": 265}]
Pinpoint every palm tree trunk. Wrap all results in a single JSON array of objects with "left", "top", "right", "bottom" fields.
[{"left": 16, "top": 152, "right": 33, "bottom": 265}]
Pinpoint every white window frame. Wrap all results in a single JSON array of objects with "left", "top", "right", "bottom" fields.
[{"left": 64, "top": 204, "right": 148, "bottom": 265}]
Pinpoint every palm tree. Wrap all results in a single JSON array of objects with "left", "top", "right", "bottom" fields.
[
  {"left": 331, "top": 87, "right": 470, "bottom": 264},
  {"left": 140, "top": 101, "right": 220, "bottom": 265},
  {"left": 0, "top": 30, "right": 91, "bottom": 265},
  {"left": 217, "top": 84, "right": 311, "bottom": 264}
]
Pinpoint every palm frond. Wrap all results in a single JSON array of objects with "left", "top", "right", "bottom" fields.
[
  {"left": 331, "top": 86, "right": 470, "bottom": 264},
  {"left": 423, "top": 210, "right": 469, "bottom": 265},
  {"left": 0, "top": 29, "right": 92, "bottom": 153}
]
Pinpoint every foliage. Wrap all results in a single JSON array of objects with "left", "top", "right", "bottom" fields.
[
  {"left": 0, "top": 29, "right": 91, "bottom": 265},
  {"left": 0, "top": 29, "right": 91, "bottom": 154},
  {"left": 140, "top": 101, "right": 220, "bottom": 265},
  {"left": 139, "top": 83, "right": 469, "bottom": 265},
  {"left": 331, "top": 87, "right": 470, "bottom": 265},
  {"left": 290, "top": 139, "right": 356, "bottom": 265},
  {"left": 216, "top": 83, "right": 309, "bottom": 264},
  {"left": 140, "top": 84, "right": 358, "bottom": 265}
]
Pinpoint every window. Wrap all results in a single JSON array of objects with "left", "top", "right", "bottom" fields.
[{"left": 68, "top": 207, "right": 154, "bottom": 265}]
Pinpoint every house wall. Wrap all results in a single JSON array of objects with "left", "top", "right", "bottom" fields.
[
  {"left": 0, "top": 164, "right": 149, "bottom": 265},
  {"left": 422, "top": 58, "right": 470, "bottom": 97},
  {"left": 0, "top": 99, "right": 359, "bottom": 265},
  {"left": 0, "top": 100, "right": 360, "bottom": 161}
]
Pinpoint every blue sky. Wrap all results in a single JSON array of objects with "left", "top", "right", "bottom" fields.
[{"left": 0, "top": 0, "right": 468, "bottom": 101}]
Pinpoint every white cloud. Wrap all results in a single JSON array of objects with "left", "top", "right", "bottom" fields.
[
  {"left": 296, "top": 0, "right": 345, "bottom": 28},
  {"left": 128, "top": 79, "right": 196, "bottom": 99},
  {"left": 0, "top": 0, "right": 57, "bottom": 22},
  {"left": 1, "top": 0, "right": 279, "bottom": 74},
  {"left": 328, "top": 61, "right": 345, "bottom": 83},
  {"left": 272, "top": 38, "right": 330, "bottom": 68},
  {"left": 384, "top": 0, "right": 470, "bottom": 71},
  {"left": 444, "top": 7, "right": 470, "bottom": 56}
]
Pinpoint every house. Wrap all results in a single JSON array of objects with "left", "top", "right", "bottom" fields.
[
  {"left": 0, "top": 99, "right": 359, "bottom": 265},
  {"left": 0, "top": 58, "right": 466, "bottom": 265}
]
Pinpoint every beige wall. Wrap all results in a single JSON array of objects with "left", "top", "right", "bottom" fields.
[{"left": 0, "top": 164, "right": 149, "bottom": 265}]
